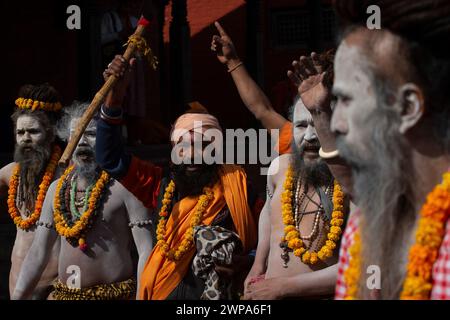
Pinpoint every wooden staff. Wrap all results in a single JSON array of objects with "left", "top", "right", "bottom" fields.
[{"left": 58, "top": 2, "right": 155, "bottom": 167}]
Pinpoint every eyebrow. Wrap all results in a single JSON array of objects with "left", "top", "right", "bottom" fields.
[
  {"left": 17, "top": 127, "right": 41, "bottom": 131},
  {"left": 294, "top": 120, "right": 308, "bottom": 126}
]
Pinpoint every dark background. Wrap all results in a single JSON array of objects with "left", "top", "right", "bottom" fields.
[{"left": 0, "top": 0, "right": 337, "bottom": 299}]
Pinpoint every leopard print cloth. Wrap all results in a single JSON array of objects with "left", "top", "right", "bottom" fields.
[
  {"left": 52, "top": 278, "right": 136, "bottom": 300},
  {"left": 192, "top": 226, "right": 240, "bottom": 300}
]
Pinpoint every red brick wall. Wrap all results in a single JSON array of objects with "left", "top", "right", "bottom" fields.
[{"left": 162, "top": 0, "right": 321, "bottom": 129}]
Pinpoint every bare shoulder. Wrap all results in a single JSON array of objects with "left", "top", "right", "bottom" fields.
[
  {"left": 110, "top": 179, "right": 151, "bottom": 221},
  {"left": 109, "top": 179, "right": 144, "bottom": 206},
  {"left": 0, "top": 162, "right": 17, "bottom": 185},
  {"left": 108, "top": 179, "right": 130, "bottom": 200},
  {"left": 47, "top": 179, "right": 59, "bottom": 196},
  {"left": 267, "top": 154, "right": 292, "bottom": 188}
]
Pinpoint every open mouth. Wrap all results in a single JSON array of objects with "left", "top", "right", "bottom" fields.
[
  {"left": 303, "top": 145, "right": 320, "bottom": 153},
  {"left": 75, "top": 149, "right": 94, "bottom": 160}
]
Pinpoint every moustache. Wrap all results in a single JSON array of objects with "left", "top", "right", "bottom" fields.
[
  {"left": 301, "top": 141, "right": 320, "bottom": 151},
  {"left": 18, "top": 144, "right": 36, "bottom": 152},
  {"left": 335, "top": 135, "right": 365, "bottom": 171},
  {"left": 75, "top": 147, "right": 94, "bottom": 157}
]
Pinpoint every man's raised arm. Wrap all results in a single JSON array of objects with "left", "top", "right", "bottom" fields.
[
  {"left": 211, "top": 21, "right": 287, "bottom": 131},
  {"left": 287, "top": 52, "right": 353, "bottom": 195},
  {"left": 96, "top": 56, "right": 162, "bottom": 209}
]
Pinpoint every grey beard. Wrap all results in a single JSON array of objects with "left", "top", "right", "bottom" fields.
[
  {"left": 336, "top": 105, "right": 417, "bottom": 300},
  {"left": 291, "top": 142, "right": 333, "bottom": 188},
  {"left": 73, "top": 161, "right": 99, "bottom": 182},
  {"left": 13, "top": 142, "right": 51, "bottom": 210}
]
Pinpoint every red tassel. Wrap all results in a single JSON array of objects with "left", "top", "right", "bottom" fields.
[{"left": 138, "top": 17, "right": 151, "bottom": 27}]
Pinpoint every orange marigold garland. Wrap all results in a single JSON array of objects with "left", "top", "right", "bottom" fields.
[
  {"left": 54, "top": 165, "right": 111, "bottom": 251},
  {"left": 401, "top": 171, "right": 450, "bottom": 299},
  {"left": 344, "top": 171, "right": 450, "bottom": 299},
  {"left": 7, "top": 145, "right": 61, "bottom": 230},
  {"left": 156, "top": 180, "right": 214, "bottom": 261},
  {"left": 280, "top": 165, "right": 345, "bottom": 265}
]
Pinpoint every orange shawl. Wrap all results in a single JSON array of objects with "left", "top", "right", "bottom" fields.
[
  {"left": 275, "top": 121, "right": 293, "bottom": 155},
  {"left": 139, "top": 164, "right": 257, "bottom": 300}
]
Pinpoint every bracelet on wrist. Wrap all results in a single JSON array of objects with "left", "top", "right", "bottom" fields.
[{"left": 228, "top": 62, "right": 243, "bottom": 73}]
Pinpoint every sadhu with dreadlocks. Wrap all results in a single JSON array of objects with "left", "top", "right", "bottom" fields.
[
  {"left": 0, "top": 84, "right": 64, "bottom": 299},
  {"left": 330, "top": 0, "right": 450, "bottom": 300},
  {"left": 12, "top": 102, "right": 154, "bottom": 300}
]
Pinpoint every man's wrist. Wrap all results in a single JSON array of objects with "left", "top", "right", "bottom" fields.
[
  {"left": 249, "top": 261, "right": 266, "bottom": 276},
  {"left": 279, "top": 276, "right": 300, "bottom": 298},
  {"left": 100, "top": 105, "right": 123, "bottom": 125},
  {"left": 226, "top": 59, "right": 242, "bottom": 70},
  {"left": 104, "top": 98, "right": 124, "bottom": 108}
]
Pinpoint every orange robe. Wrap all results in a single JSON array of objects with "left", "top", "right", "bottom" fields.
[
  {"left": 275, "top": 121, "right": 293, "bottom": 155},
  {"left": 120, "top": 158, "right": 257, "bottom": 300}
]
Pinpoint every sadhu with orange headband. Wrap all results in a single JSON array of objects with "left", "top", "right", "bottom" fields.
[{"left": 96, "top": 83, "right": 258, "bottom": 299}]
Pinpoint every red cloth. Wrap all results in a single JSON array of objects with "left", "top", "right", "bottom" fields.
[
  {"left": 335, "top": 210, "right": 450, "bottom": 300},
  {"left": 119, "top": 156, "right": 162, "bottom": 209}
]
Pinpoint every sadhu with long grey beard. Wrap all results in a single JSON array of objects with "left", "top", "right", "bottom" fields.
[
  {"left": 0, "top": 84, "right": 63, "bottom": 299},
  {"left": 238, "top": 48, "right": 352, "bottom": 299},
  {"left": 12, "top": 102, "right": 154, "bottom": 300},
  {"left": 331, "top": 0, "right": 450, "bottom": 300}
]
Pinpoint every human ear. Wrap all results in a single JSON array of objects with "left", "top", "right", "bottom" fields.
[{"left": 398, "top": 83, "right": 425, "bottom": 134}]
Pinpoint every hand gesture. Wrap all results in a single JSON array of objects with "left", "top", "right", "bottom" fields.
[
  {"left": 287, "top": 52, "right": 333, "bottom": 113},
  {"left": 211, "top": 21, "right": 240, "bottom": 66}
]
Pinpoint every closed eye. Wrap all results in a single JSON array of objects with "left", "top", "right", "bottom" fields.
[{"left": 336, "top": 94, "right": 352, "bottom": 105}]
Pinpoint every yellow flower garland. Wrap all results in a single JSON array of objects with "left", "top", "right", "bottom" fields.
[
  {"left": 54, "top": 165, "right": 110, "bottom": 250},
  {"left": 156, "top": 180, "right": 214, "bottom": 261},
  {"left": 281, "top": 165, "right": 345, "bottom": 265},
  {"left": 343, "top": 231, "right": 361, "bottom": 300},
  {"left": 7, "top": 145, "right": 61, "bottom": 230},
  {"left": 15, "top": 97, "right": 62, "bottom": 112},
  {"left": 344, "top": 171, "right": 450, "bottom": 300}
]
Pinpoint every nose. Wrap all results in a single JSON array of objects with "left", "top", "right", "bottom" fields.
[
  {"left": 304, "top": 125, "right": 318, "bottom": 143},
  {"left": 177, "top": 144, "right": 199, "bottom": 164},
  {"left": 78, "top": 135, "right": 89, "bottom": 146},
  {"left": 330, "top": 104, "right": 348, "bottom": 135},
  {"left": 21, "top": 131, "right": 32, "bottom": 143}
]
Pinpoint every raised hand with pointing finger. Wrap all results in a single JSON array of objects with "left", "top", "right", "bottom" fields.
[{"left": 211, "top": 21, "right": 243, "bottom": 72}]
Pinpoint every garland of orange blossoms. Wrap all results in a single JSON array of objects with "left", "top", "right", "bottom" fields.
[
  {"left": 54, "top": 166, "right": 111, "bottom": 251},
  {"left": 344, "top": 171, "right": 450, "bottom": 300},
  {"left": 156, "top": 180, "right": 214, "bottom": 261},
  {"left": 15, "top": 97, "right": 62, "bottom": 112},
  {"left": 7, "top": 145, "right": 61, "bottom": 230},
  {"left": 281, "top": 165, "right": 345, "bottom": 265}
]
